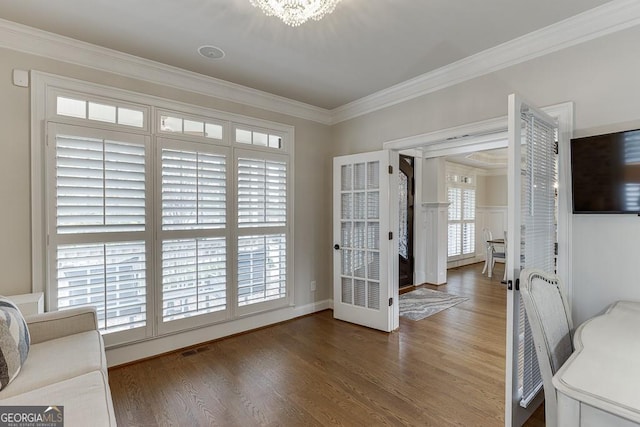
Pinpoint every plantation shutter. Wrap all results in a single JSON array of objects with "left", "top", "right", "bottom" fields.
[
  {"left": 50, "top": 123, "right": 149, "bottom": 335},
  {"left": 158, "top": 140, "right": 229, "bottom": 328},
  {"left": 447, "top": 185, "right": 476, "bottom": 259},
  {"left": 519, "top": 111, "right": 557, "bottom": 408},
  {"left": 237, "top": 157, "right": 287, "bottom": 227},
  {"left": 462, "top": 189, "right": 476, "bottom": 255},
  {"left": 236, "top": 152, "right": 288, "bottom": 307},
  {"left": 447, "top": 187, "right": 462, "bottom": 257}
]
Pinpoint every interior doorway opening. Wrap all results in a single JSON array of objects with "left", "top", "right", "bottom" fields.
[{"left": 398, "top": 154, "right": 415, "bottom": 288}]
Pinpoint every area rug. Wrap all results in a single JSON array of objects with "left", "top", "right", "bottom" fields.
[{"left": 399, "top": 288, "right": 469, "bottom": 321}]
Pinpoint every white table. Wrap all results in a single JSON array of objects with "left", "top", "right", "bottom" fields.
[{"left": 553, "top": 301, "right": 640, "bottom": 426}]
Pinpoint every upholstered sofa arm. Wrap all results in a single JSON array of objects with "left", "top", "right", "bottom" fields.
[{"left": 26, "top": 307, "right": 99, "bottom": 344}]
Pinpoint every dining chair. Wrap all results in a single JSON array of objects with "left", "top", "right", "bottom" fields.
[
  {"left": 481, "top": 228, "right": 493, "bottom": 275},
  {"left": 491, "top": 231, "right": 506, "bottom": 281},
  {"left": 520, "top": 268, "right": 574, "bottom": 427}
]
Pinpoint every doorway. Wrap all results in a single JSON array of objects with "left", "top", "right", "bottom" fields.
[{"left": 398, "top": 155, "right": 414, "bottom": 288}]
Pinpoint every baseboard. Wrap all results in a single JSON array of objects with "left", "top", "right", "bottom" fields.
[{"left": 106, "top": 299, "right": 333, "bottom": 367}]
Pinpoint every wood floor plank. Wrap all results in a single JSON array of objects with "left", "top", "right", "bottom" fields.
[{"left": 109, "top": 263, "right": 546, "bottom": 426}]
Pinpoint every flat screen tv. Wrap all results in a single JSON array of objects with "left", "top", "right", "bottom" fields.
[{"left": 571, "top": 128, "right": 640, "bottom": 214}]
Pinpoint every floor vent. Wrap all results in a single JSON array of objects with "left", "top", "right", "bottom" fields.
[{"left": 181, "top": 346, "right": 210, "bottom": 357}]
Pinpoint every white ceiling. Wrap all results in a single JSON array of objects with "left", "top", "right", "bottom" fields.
[
  {"left": 446, "top": 148, "right": 508, "bottom": 172},
  {"left": 0, "top": 0, "right": 613, "bottom": 109}
]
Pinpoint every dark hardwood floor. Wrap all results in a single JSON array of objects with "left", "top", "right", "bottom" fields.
[{"left": 109, "top": 262, "right": 545, "bottom": 426}]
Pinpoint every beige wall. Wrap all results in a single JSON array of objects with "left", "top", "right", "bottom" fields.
[
  {"left": 0, "top": 48, "right": 333, "bottom": 304},
  {"left": 332, "top": 25, "right": 640, "bottom": 324},
  {"left": 483, "top": 174, "right": 507, "bottom": 207}
]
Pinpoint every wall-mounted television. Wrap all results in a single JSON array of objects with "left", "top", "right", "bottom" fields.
[{"left": 571, "top": 128, "right": 640, "bottom": 214}]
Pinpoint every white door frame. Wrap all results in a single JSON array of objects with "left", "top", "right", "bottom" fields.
[{"left": 383, "top": 102, "right": 573, "bottom": 302}]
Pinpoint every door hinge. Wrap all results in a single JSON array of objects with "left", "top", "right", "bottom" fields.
[
  {"left": 389, "top": 297, "right": 393, "bottom": 307},
  {"left": 388, "top": 165, "right": 393, "bottom": 174},
  {"left": 388, "top": 231, "right": 393, "bottom": 240},
  {"left": 507, "top": 278, "right": 520, "bottom": 291},
  {"left": 554, "top": 141, "right": 559, "bottom": 155}
]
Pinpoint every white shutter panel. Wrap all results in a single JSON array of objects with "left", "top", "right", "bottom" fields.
[
  {"left": 238, "top": 158, "right": 287, "bottom": 227},
  {"left": 56, "top": 134, "right": 146, "bottom": 233},
  {"left": 52, "top": 125, "right": 149, "bottom": 336},
  {"left": 57, "top": 242, "right": 146, "bottom": 332},
  {"left": 519, "top": 111, "right": 557, "bottom": 407},
  {"left": 236, "top": 151, "right": 289, "bottom": 309},
  {"left": 447, "top": 187, "right": 461, "bottom": 257},
  {"left": 161, "top": 149, "right": 226, "bottom": 230},
  {"left": 162, "top": 238, "right": 226, "bottom": 321},
  {"left": 238, "top": 235, "right": 286, "bottom": 306},
  {"left": 159, "top": 143, "right": 228, "bottom": 325},
  {"left": 462, "top": 189, "right": 476, "bottom": 255}
]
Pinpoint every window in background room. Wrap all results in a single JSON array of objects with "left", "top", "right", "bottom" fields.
[{"left": 447, "top": 174, "right": 476, "bottom": 260}]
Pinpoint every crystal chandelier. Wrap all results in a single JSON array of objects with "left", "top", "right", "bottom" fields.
[{"left": 249, "top": 0, "right": 342, "bottom": 27}]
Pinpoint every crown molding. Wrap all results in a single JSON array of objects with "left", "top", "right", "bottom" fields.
[
  {"left": 0, "top": 19, "right": 333, "bottom": 125},
  {"left": 331, "top": 0, "right": 640, "bottom": 124}
]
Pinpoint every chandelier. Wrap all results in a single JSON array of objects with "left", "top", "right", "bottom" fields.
[{"left": 249, "top": 0, "right": 342, "bottom": 27}]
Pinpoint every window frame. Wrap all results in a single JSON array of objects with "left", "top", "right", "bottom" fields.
[{"left": 31, "top": 72, "right": 295, "bottom": 348}]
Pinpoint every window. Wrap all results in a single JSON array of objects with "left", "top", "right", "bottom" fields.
[
  {"left": 56, "top": 96, "right": 145, "bottom": 128},
  {"left": 39, "top": 85, "right": 292, "bottom": 346},
  {"left": 447, "top": 174, "right": 476, "bottom": 260},
  {"left": 49, "top": 123, "right": 150, "bottom": 340},
  {"left": 236, "top": 151, "right": 288, "bottom": 308},
  {"left": 234, "top": 126, "right": 283, "bottom": 149},
  {"left": 159, "top": 114, "right": 223, "bottom": 140}
]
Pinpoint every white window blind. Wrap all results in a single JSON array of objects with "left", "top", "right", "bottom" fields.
[
  {"left": 238, "top": 234, "right": 286, "bottom": 306},
  {"left": 519, "top": 111, "right": 558, "bottom": 408},
  {"left": 238, "top": 158, "right": 287, "bottom": 227},
  {"left": 236, "top": 151, "right": 288, "bottom": 308},
  {"left": 57, "top": 242, "right": 146, "bottom": 332},
  {"left": 159, "top": 142, "right": 228, "bottom": 326},
  {"left": 447, "top": 185, "right": 476, "bottom": 259},
  {"left": 56, "top": 134, "right": 146, "bottom": 234},
  {"left": 50, "top": 124, "right": 149, "bottom": 335},
  {"left": 162, "top": 238, "right": 226, "bottom": 322},
  {"left": 161, "top": 149, "right": 226, "bottom": 230}
]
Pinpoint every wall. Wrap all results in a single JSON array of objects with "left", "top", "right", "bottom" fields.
[
  {"left": 0, "top": 48, "right": 333, "bottom": 310},
  {"left": 483, "top": 174, "right": 507, "bottom": 207},
  {"left": 332, "top": 25, "right": 640, "bottom": 324}
]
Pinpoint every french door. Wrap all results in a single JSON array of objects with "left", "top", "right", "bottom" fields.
[
  {"left": 505, "top": 94, "right": 559, "bottom": 426},
  {"left": 333, "top": 150, "right": 399, "bottom": 332}
]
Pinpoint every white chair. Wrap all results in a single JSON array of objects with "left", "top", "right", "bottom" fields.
[
  {"left": 483, "top": 229, "right": 506, "bottom": 281},
  {"left": 481, "top": 228, "right": 493, "bottom": 275},
  {"left": 520, "top": 268, "right": 574, "bottom": 427},
  {"left": 492, "top": 231, "right": 506, "bottom": 281}
]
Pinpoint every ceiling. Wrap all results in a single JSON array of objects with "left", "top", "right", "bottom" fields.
[
  {"left": 0, "top": 0, "right": 613, "bottom": 109},
  {"left": 446, "top": 148, "right": 508, "bottom": 172}
]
